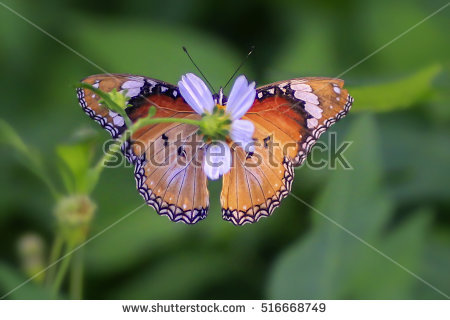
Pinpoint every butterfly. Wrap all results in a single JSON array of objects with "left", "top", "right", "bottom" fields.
[{"left": 77, "top": 73, "right": 352, "bottom": 225}]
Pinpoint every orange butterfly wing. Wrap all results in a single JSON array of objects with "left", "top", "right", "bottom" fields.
[
  {"left": 77, "top": 74, "right": 209, "bottom": 223},
  {"left": 221, "top": 77, "right": 353, "bottom": 225}
]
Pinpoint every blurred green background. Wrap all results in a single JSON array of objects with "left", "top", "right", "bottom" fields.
[{"left": 0, "top": 0, "right": 449, "bottom": 299}]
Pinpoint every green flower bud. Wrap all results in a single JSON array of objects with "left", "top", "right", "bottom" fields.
[
  {"left": 17, "top": 233, "right": 45, "bottom": 283},
  {"left": 54, "top": 195, "right": 96, "bottom": 245}
]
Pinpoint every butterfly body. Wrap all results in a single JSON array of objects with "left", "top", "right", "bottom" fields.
[{"left": 77, "top": 73, "right": 352, "bottom": 225}]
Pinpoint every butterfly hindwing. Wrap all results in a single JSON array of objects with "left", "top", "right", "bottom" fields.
[
  {"left": 132, "top": 120, "right": 209, "bottom": 224},
  {"left": 221, "top": 123, "right": 294, "bottom": 225},
  {"left": 221, "top": 77, "right": 353, "bottom": 225}
]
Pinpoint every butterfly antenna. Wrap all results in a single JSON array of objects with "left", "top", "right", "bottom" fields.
[
  {"left": 223, "top": 46, "right": 255, "bottom": 90},
  {"left": 182, "top": 46, "right": 216, "bottom": 93}
]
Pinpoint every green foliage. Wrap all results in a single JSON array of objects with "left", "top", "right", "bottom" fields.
[
  {"left": 267, "top": 115, "right": 434, "bottom": 299},
  {"left": 350, "top": 64, "right": 442, "bottom": 112},
  {"left": 0, "top": 119, "right": 28, "bottom": 154},
  {"left": 0, "top": 119, "right": 58, "bottom": 198},
  {"left": 0, "top": 263, "right": 55, "bottom": 299},
  {"left": 56, "top": 143, "right": 95, "bottom": 194}
]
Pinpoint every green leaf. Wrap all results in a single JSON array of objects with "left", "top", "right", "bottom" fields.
[
  {"left": 56, "top": 142, "right": 94, "bottom": 194},
  {"left": 0, "top": 118, "right": 28, "bottom": 154},
  {"left": 267, "top": 114, "right": 430, "bottom": 299},
  {"left": 0, "top": 119, "right": 58, "bottom": 198},
  {"left": 348, "top": 208, "right": 432, "bottom": 299},
  {"left": 350, "top": 64, "right": 441, "bottom": 112},
  {"left": 418, "top": 229, "right": 450, "bottom": 299},
  {"left": 379, "top": 113, "right": 450, "bottom": 204}
]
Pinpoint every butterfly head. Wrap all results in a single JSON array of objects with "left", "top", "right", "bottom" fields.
[{"left": 213, "top": 88, "right": 227, "bottom": 106}]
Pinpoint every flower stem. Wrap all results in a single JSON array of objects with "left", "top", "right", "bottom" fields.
[
  {"left": 51, "top": 243, "right": 74, "bottom": 298},
  {"left": 133, "top": 116, "right": 202, "bottom": 129},
  {"left": 70, "top": 249, "right": 83, "bottom": 300},
  {"left": 45, "top": 234, "right": 64, "bottom": 286},
  {"left": 77, "top": 83, "right": 132, "bottom": 128}
]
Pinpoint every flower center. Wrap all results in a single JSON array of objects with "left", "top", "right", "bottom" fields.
[{"left": 198, "top": 105, "right": 231, "bottom": 142}]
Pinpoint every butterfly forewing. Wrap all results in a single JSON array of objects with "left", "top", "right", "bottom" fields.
[
  {"left": 220, "top": 77, "right": 352, "bottom": 225},
  {"left": 77, "top": 74, "right": 191, "bottom": 138},
  {"left": 252, "top": 77, "right": 353, "bottom": 166}
]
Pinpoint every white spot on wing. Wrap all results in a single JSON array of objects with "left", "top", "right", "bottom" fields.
[
  {"left": 294, "top": 91, "right": 319, "bottom": 104},
  {"left": 333, "top": 85, "right": 341, "bottom": 94},
  {"left": 291, "top": 83, "right": 312, "bottom": 92},
  {"left": 146, "top": 80, "right": 157, "bottom": 87},
  {"left": 125, "top": 87, "right": 141, "bottom": 97},
  {"left": 122, "top": 80, "right": 144, "bottom": 89},
  {"left": 305, "top": 102, "right": 323, "bottom": 119},
  {"left": 113, "top": 116, "right": 124, "bottom": 127},
  {"left": 268, "top": 88, "right": 275, "bottom": 94},
  {"left": 307, "top": 118, "right": 318, "bottom": 128},
  {"left": 108, "top": 111, "right": 124, "bottom": 127},
  {"left": 128, "top": 76, "right": 144, "bottom": 81}
]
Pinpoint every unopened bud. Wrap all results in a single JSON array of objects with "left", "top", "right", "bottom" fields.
[
  {"left": 54, "top": 195, "right": 96, "bottom": 244},
  {"left": 17, "top": 233, "right": 45, "bottom": 283}
]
